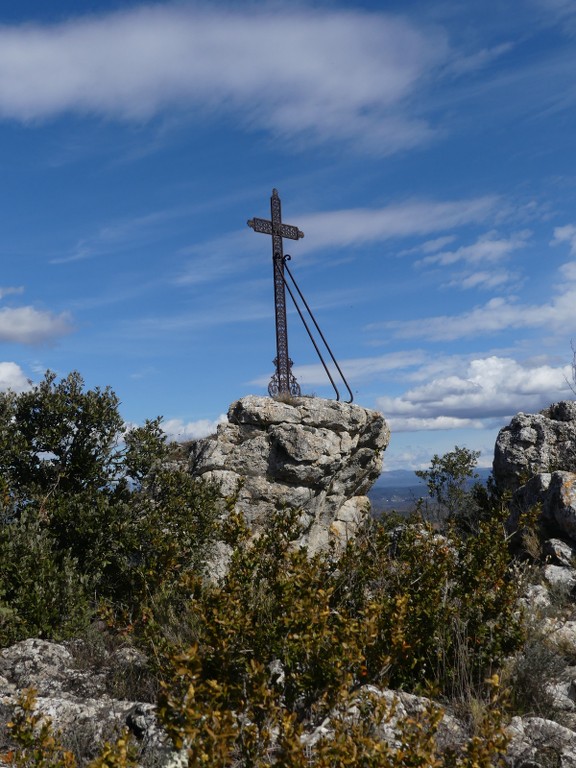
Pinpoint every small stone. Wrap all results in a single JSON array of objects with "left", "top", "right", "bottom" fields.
[
  {"left": 543, "top": 565, "right": 576, "bottom": 592},
  {"left": 543, "top": 538, "right": 576, "bottom": 567}
]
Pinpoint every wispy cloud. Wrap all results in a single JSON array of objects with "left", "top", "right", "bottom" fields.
[
  {"left": 552, "top": 224, "right": 576, "bottom": 254},
  {"left": 50, "top": 206, "right": 189, "bottom": 264},
  {"left": 173, "top": 196, "right": 500, "bottom": 290},
  {"left": 377, "top": 296, "right": 539, "bottom": 341},
  {"left": 125, "top": 299, "right": 272, "bottom": 337},
  {"left": 446, "top": 269, "right": 516, "bottom": 290},
  {"left": 417, "top": 230, "right": 527, "bottom": 291},
  {"left": 446, "top": 42, "right": 515, "bottom": 76},
  {"left": 373, "top": 249, "right": 576, "bottom": 341},
  {"left": 529, "top": 0, "right": 576, "bottom": 33},
  {"left": 175, "top": 232, "right": 258, "bottom": 286},
  {"left": 297, "top": 197, "right": 499, "bottom": 251},
  {"left": 417, "top": 230, "right": 530, "bottom": 267},
  {"left": 0, "top": 4, "right": 447, "bottom": 152},
  {"left": 420, "top": 236, "right": 457, "bottom": 253},
  {"left": 0, "top": 286, "right": 24, "bottom": 299},
  {"left": 250, "top": 351, "right": 427, "bottom": 388}
]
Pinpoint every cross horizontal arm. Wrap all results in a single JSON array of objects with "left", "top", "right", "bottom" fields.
[
  {"left": 247, "top": 217, "right": 272, "bottom": 235},
  {"left": 247, "top": 217, "right": 304, "bottom": 240}
]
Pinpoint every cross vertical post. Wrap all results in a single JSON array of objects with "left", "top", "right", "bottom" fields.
[{"left": 248, "top": 189, "right": 304, "bottom": 397}]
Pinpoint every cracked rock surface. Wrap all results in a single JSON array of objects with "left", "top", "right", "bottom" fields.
[{"left": 189, "top": 395, "right": 390, "bottom": 553}]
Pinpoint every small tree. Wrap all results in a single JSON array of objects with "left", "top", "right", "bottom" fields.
[
  {"left": 0, "top": 370, "right": 221, "bottom": 643},
  {"left": 1, "top": 371, "right": 124, "bottom": 498},
  {"left": 0, "top": 371, "right": 173, "bottom": 504},
  {"left": 416, "top": 445, "right": 481, "bottom": 522}
]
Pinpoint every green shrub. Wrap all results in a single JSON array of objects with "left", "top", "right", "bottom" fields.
[
  {"left": 156, "top": 509, "right": 375, "bottom": 721},
  {"left": 415, "top": 445, "right": 488, "bottom": 531},
  {"left": 0, "top": 371, "right": 222, "bottom": 645},
  {"left": 154, "top": 505, "right": 521, "bottom": 764},
  {"left": 0, "top": 510, "right": 91, "bottom": 645}
]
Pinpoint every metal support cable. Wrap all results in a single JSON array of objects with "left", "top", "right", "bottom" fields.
[{"left": 278, "top": 256, "right": 354, "bottom": 404}]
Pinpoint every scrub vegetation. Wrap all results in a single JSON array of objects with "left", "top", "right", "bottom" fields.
[{"left": 0, "top": 372, "right": 537, "bottom": 766}]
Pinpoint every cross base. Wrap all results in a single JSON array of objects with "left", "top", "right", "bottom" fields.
[{"left": 268, "top": 358, "right": 301, "bottom": 398}]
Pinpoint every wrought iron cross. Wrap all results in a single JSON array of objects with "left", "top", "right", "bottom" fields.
[{"left": 248, "top": 189, "right": 304, "bottom": 397}]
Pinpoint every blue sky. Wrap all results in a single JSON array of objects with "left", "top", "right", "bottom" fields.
[{"left": 1, "top": 0, "right": 576, "bottom": 471}]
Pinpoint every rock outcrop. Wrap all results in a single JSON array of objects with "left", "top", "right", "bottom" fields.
[
  {"left": 0, "top": 638, "right": 169, "bottom": 764},
  {"left": 494, "top": 401, "right": 576, "bottom": 545},
  {"left": 493, "top": 401, "right": 576, "bottom": 493},
  {"left": 188, "top": 395, "right": 390, "bottom": 552}
]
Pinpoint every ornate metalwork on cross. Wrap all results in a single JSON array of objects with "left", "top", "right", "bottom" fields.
[
  {"left": 248, "top": 189, "right": 304, "bottom": 397},
  {"left": 248, "top": 189, "right": 354, "bottom": 403}
]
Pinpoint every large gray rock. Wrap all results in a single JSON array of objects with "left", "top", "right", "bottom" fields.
[
  {"left": 507, "top": 716, "right": 576, "bottom": 767},
  {"left": 0, "top": 638, "right": 170, "bottom": 764},
  {"left": 507, "top": 470, "right": 576, "bottom": 545},
  {"left": 189, "top": 395, "right": 390, "bottom": 552},
  {"left": 495, "top": 402, "right": 576, "bottom": 547},
  {"left": 494, "top": 401, "right": 576, "bottom": 494}
]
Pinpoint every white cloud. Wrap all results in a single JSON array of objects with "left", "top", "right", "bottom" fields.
[
  {"left": 377, "top": 356, "right": 570, "bottom": 431},
  {"left": 559, "top": 260, "right": 576, "bottom": 281},
  {"left": 296, "top": 197, "right": 498, "bottom": 252},
  {"left": 51, "top": 207, "right": 188, "bottom": 265},
  {"left": 0, "top": 362, "right": 30, "bottom": 392},
  {"left": 552, "top": 224, "right": 576, "bottom": 254},
  {"left": 379, "top": 297, "right": 523, "bottom": 340},
  {"left": 529, "top": 0, "right": 576, "bottom": 27},
  {"left": 418, "top": 230, "right": 529, "bottom": 267},
  {"left": 174, "top": 196, "right": 499, "bottom": 290},
  {"left": 420, "top": 236, "right": 457, "bottom": 254},
  {"left": 446, "top": 269, "right": 514, "bottom": 290},
  {"left": 447, "top": 42, "right": 514, "bottom": 76},
  {"left": 176, "top": 231, "right": 258, "bottom": 286},
  {"left": 162, "top": 415, "right": 227, "bottom": 442},
  {"left": 388, "top": 415, "right": 489, "bottom": 431},
  {"left": 250, "top": 351, "right": 427, "bottom": 388},
  {"left": 0, "top": 306, "right": 73, "bottom": 344},
  {"left": 0, "top": 5, "right": 447, "bottom": 152},
  {"left": 127, "top": 298, "right": 272, "bottom": 337}
]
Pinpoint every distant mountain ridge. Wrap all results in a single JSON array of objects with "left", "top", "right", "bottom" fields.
[{"left": 369, "top": 467, "right": 492, "bottom": 514}]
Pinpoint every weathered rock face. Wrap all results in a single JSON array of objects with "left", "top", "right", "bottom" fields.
[
  {"left": 494, "top": 401, "right": 576, "bottom": 547},
  {"left": 189, "top": 395, "right": 390, "bottom": 552},
  {"left": 0, "top": 638, "right": 170, "bottom": 764},
  {"left": 493, "top": 401, "right": 576, "bottom": 494},
  {"left": 508, "top": 471, "right": 576, "bottom": 542}
]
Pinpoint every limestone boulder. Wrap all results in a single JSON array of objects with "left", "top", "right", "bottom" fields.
[
  {"left": 507, "top": 716, "right": 576, "bottom": 767},
  {"left": 188, "top": 395, "right": 390, "bottom": 552},
  {"left": 493, "top": 401, "right": 576, "bottom": 494},
  {"left": 0, "top": 638, "right": 170, "bottom": 763},
  {"left": 508, "top": 471, "right": 576, "bottom": 544}
]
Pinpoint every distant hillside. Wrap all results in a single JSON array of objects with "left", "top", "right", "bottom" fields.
[{"left": 368, "top": 468, "right": 492, "bottom": 515}]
